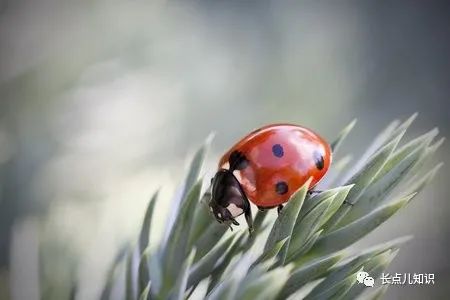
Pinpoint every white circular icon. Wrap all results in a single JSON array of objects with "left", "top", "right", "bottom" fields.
[
  {"left": 357, "top": 271, "right": 374, "bottom": 287},
  {"left": 364, "top": 276, "right": 375, "bottom": 287}
]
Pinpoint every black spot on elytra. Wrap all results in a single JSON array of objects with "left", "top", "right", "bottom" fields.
[
  {"left": 275, "top": 181, "right": 289, "bottom": 195},
  {"left": 272, "top": 144, "right": 284, "bottom": 158},
  {"left": 229, "top": 150, "right": 249, "bottom": 171},
  {"left": 313, "top": 150, "right": 324, "bottom": 170}
]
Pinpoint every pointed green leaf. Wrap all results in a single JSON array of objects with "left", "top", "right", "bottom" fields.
[
  {"left": 341, "top": 131, "right": 434, "bottom": 225},
  {"left": 188, "top": 198, "right": 215, "bottom": 250},
  {"left": 252, "top": 237, "right": 290, "bottom": 268},
  {"left": 404, "top": 137, "right": 444, "bottom": 181},
  {"left": 277, "top": 252, "right": 343, "bottom": 299},
  {"left": 188, "top": 234, "right": 236, "bottom": 287},
  {"left": 313, "top": 193, "right": 415, "bottom": 256},
  {"left": 320, "top": 186, "right": 353, "bottom": 227},
  {"left": 206, "top": 254, "right": 253, "bottom": 300},
  {"left": 99, "top": 245, "right": 127, "bottom": 300},
  {"left": 331, "top": 119, "right": 357, "bottom": 153},
  {"left": 246, "top": 259, "right": 278, "bottom": 282},
  {"left": 264, "top": 179, "right": 310, "bottom": 264},
  {"left": 321, "top": 205, "right": 351, "bottom": 234},
  {"left": 207, "top": 235, "right": 245, "bottom": 294},
  {"left": 287, "top": 229, "right": 323, "bottom": 263},
  {"left": 345, "top": 249, "right": 398, "bottom": 299},
  {"left": 162, "top": 181, "right": 202, "bottom": 292},
  {"left": 206, "top": 278, "right": 237, "bottom": 300},
  {"left": 352, "top": 235, "right": 411, "bottom": 258},
  {"left": 253, "top": 209, "right": 269, "bottom": 231},
  {"left": 319, "top": 155, "right": 352, "bottom": 187},
  {"left": 374, "top": 128, "right": 437, "bottom": 180},
  {"left": 182, "top": 134, "right": 213, "bottom": 200},
  {"left": 310, "top": 235, "right": 409, "bottom": 287},
  {"left": 147, "top": 250, "right": 163, "bottom": 296},
  {"left": 345, "top": 135, "right": 403, "bottom": 205},
  {"left": 163, "top": 136, "right": 212, "bottom": 242},
  {"left": 288, "top": 195, "right": 334, "bottom": 259},
  {"left": 386, "top": 113, "right": 418, "bottom": 144},
  {"left": 125, "top": 248, "right": 137, "bottom": 300},
  {"left": 139, "top": 191, "right": 158, "bottom": 254},
  {"left": 139, "top": 282, "right": 151, "bottom": 300},
  {"left": 335, "top": 281, "right": 359, "bottom": 300},
  {"left": 302, "top": 186, "right": 353, "bottom": 237},
  {"left": 343, "top": 119, "right": 400, "bottom": 184},
  {"left": 370, "top": 118, "right": 401, "bottom": 146},
  {"left": 298, "top": 187, "right": 347, "bottom": 221},
  {"left": 240, "top": 210, "right": 270, "bottom": 252},
  {"left": 304, "top": 269, "right": 359, "bottom": 300},
  {"left": 334, "top": 155, "right": 353, "bottom": 171},
  {"left": 364, "top": 285, "right": 389, "bottom": 300},
  {"left": 332, "top": 273, "right": 360, "bottom": 300},
  {"left": 138, "top": 249, "right": 150, "bottom": 296},
  {"left": 403, "top": 163, "right": 443, "bottom": 196},
  {"left": 136, "top": 193, "right": 159, "bottom": 295},
  {"left": 307, "top": 244, "right": 395, "bottom": 295},
  {"left": 236, "top": 267, "right": 291, "bottom": 300},
  {"left": 193, "top": 221, "right": 229, "bottom": 262},
  {"left": 168, "top": 249, "right": 196, "bottom": 300},
  {"left": 342, "top": 113, "right": 416, "bottom": 188},
  {"left": 163, "top": 136, "right": 212, "bottom": 261},
  {"left": 323, "top": 135, "right": 402, "bottom": 232}
]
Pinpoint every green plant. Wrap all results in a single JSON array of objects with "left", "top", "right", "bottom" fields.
[{"left": 99, "top": 114, "right": 443, "bottom": 300}]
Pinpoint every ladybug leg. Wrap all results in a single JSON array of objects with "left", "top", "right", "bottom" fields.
[
  {"left": 244, "top": 205, "right": 254, "bottom": 235},
  {"left": 277, "top": 204, "right": 284, "bottom": 215},
  {"left": 308, "top": 190, "right": 323, "bottom": 196},
  {"left": 231, "top": 218, "right": 240, "bottom": 226},
  {"left": 257, "top": 206, "right": 265, "bottom": 211}
]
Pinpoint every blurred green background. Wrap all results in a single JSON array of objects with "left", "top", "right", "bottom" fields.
[{"left": 0, "top": 0, "right": 449, "bottom": 299}]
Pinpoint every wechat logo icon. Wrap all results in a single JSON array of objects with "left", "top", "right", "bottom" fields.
[{"left": 357, "top": 271, "right": 375, "bottom": 287}]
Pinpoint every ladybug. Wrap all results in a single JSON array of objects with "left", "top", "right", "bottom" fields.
[{"left": 209, "top": 124, "right": 332, "bottom": 231}]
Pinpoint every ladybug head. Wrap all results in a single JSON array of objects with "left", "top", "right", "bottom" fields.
[{"left": 209, "top": 169, "right": 248, "bottom": 225}]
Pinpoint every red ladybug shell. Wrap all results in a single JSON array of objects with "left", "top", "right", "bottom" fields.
[{"left": 218, "top": 124, "right": 332, "bottom": 207}]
